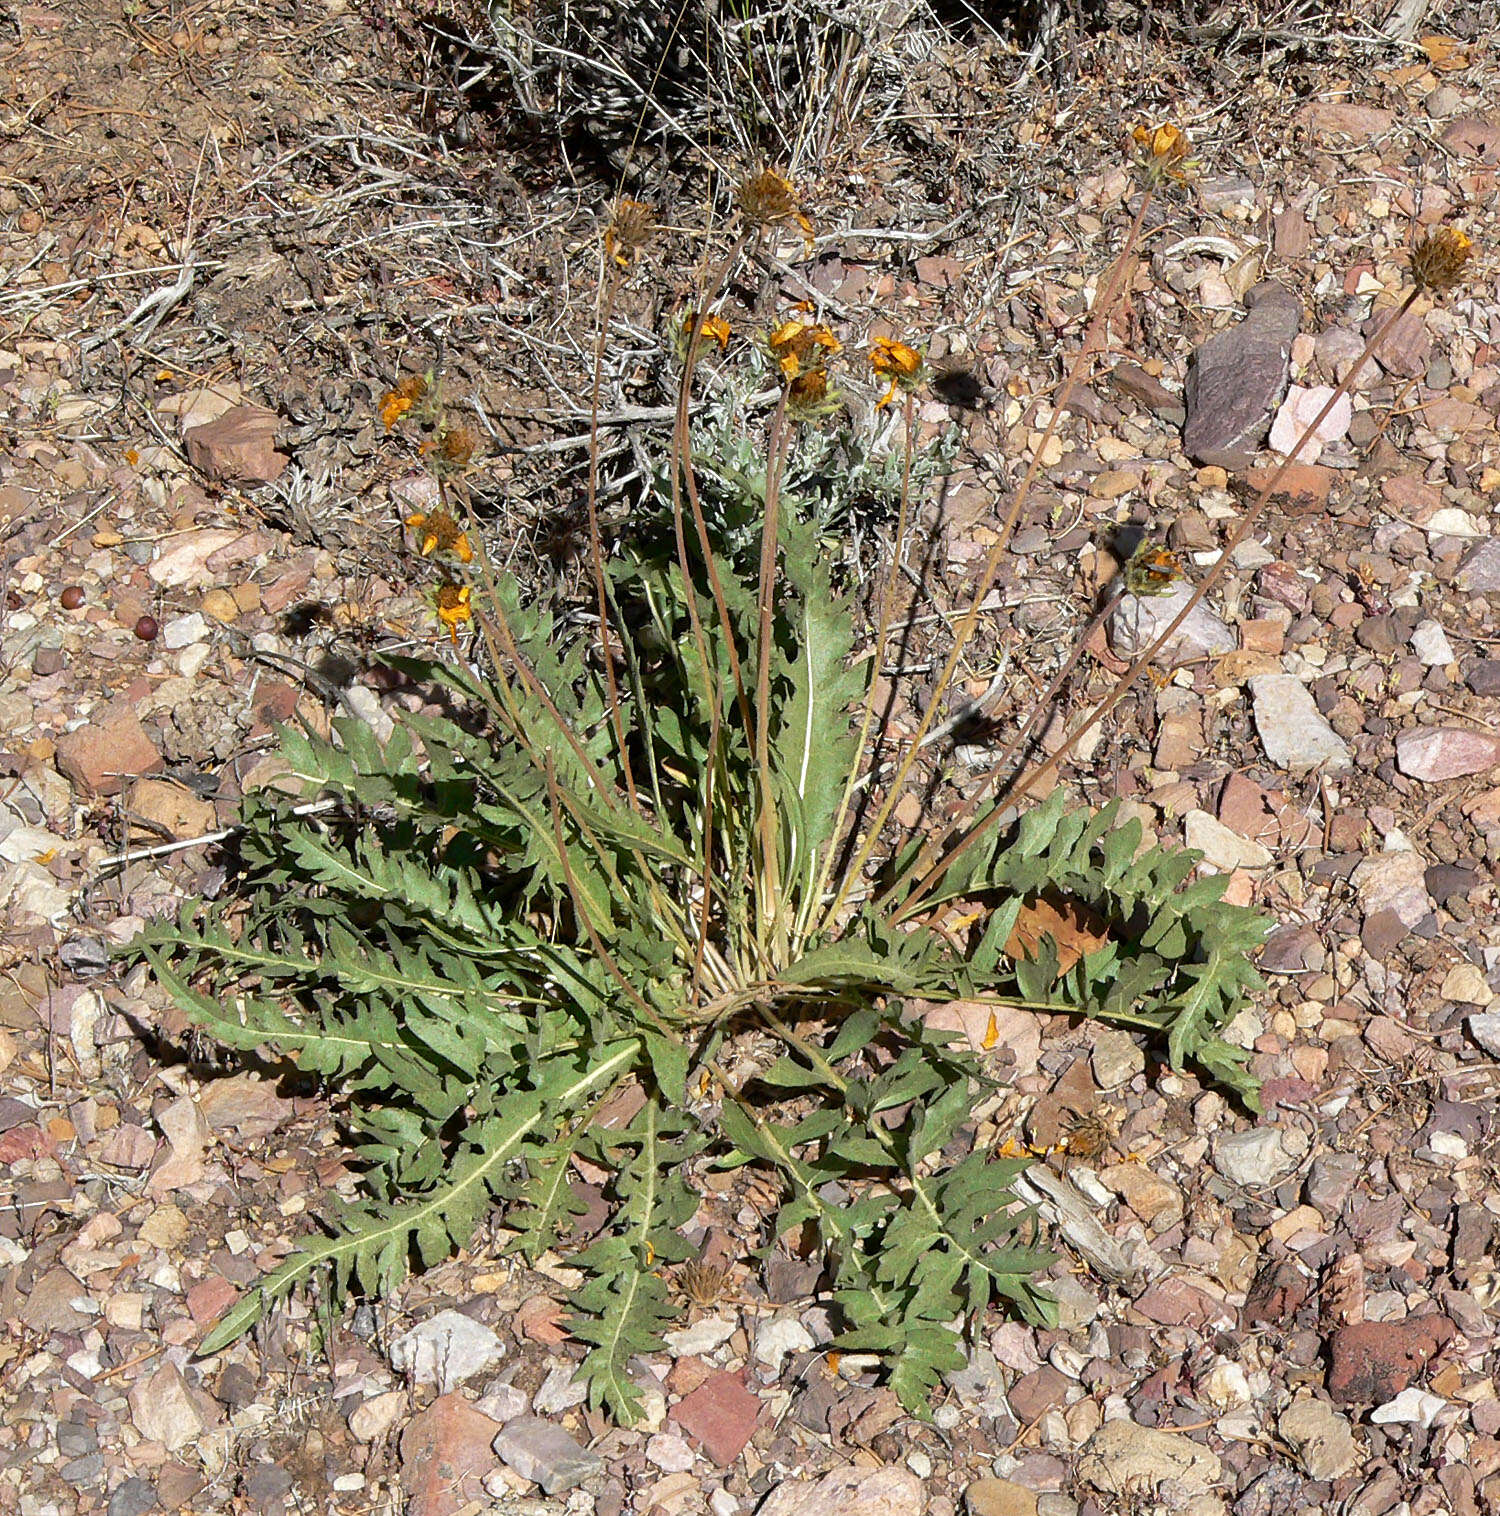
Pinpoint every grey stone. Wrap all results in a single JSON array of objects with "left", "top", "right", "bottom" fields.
[
  {"left": 1110, "top": 582, "right": 1236, "bottom": 662},
  {"left": 1213, "top": 1126, "right": 1306, "bottom": 1188},
  {"left": 492, "top": 1416, "right": 604, "bottom": 1495},
  {"left": 1249, "top": 674, "right": 1353, "bottom": 773},
  {"left": 1092, "top": 1029, "right": 1146, "bottom": 1091},
  {"left": 1183, "top": 282, "right": 1301, "bottom": 466},
  {"left": 389, "top": 1309, "right": 504, "bottom": 1393},
  {"left": 107, "top": 1479, "right": 159, "bottom": 1516},
  {"left": 1455, "top": 539, "right": 1500, "bottom": 593},
  {"left": 1280, "top": 1392, "right": 1360, "bottom": 1479},
  {"left": 1352, "top": 849, "right": 1431, "bottom": 928}
]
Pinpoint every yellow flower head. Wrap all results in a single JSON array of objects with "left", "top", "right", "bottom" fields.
[
  {"left": 869, "top": 336, "right": 925, "bottom": 408},
  {"left": 379, "top": 373, "right": 429, "bottom": 430},
  {"left": 736, "top": 168, "right": 814, "bottom": 245},
  {"left": 604, "top": 198, "right": 654, "bottom": 269},
  {"left": 432, "top": 582, "right": 472, "bottom": 644},
  {"left": 1410, "top": 225, "right": 1473, "bottom": 294},
  {"left": 767, "top": 318, "right": 840, "bottom": 380},
  {"left": 405, "top": 509, "right": 474, "bottom": 564},
  {"left": 1131, "top": 123, "right": 1193, "bottom": 185}
]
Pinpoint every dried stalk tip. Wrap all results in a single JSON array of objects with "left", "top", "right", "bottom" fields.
[
  {"left": 736, "top": 169, "right": 813, "bottom": 241},
  {"left": 1411, "top": 226, "right": 1473, "bottom": 294},
  {"left": 676, "top": 1259, "right": 732, "bottom": 1307},
  {"left": 604, "top": 199, "right": 654, "bottom": 269},
  {"left": 1130, "top": 122, "right": 1193, "bottom": 185}
]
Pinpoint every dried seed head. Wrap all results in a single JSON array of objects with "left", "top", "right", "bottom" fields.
[
  {"left": 1060, "top": 1110, "right": 1116, "bottom": 1163},
  {"left": 786, "top": 365, "right": 841, "bottom": 421},
  {"left": 431, "top": 426, "right": 476, "bottom": 474},
  {"left": 1410, "top": 225, "right": 1473, "bottom": 294},
  {"left": 676, "top": 1259, "right": 732, "bottom": 1307},
  {"left": 736, "top": 169, "right": 814, "bottom": 243},
  {"left": 604, "top": 198, "right": 654, "bottom": 269}
]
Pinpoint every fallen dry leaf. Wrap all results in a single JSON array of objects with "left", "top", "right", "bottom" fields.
[{"left": 1005, "top": 895, "right": 1111, "bottom": 976}]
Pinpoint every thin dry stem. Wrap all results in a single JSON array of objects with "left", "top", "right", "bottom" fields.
[
  {"left": 900, "top": 285, "right": 1425, "bottom": 914},
  {"left": 823, "top": 189, "right": 1156, "bottom": 934}
]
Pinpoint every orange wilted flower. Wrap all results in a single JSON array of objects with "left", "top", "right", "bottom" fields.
[
  {"left": 681, "top": 310, "right": 731, "bottom": 354},
  {"left": 1410, "top": 226, "right": 1473, "bottom": 294},
  {"left": 432, "top": 582, "right": 472, "bottom": 643},
  {"left": 423, "top": 426, "right": 477, "bottom": 476},
  {"left": 767, "top": 318, "right": 840, "bottom": 380},
  {"left": 1131, "top": 123, "right": 1193, "bottom": 185},
  {"left": 379, "top": 373, "right": 429, "bottom": 430},
  {"left": 786, "top": 365, "right": 841, "bottom": 422},
  {"left": 869, "top": 336, "right": 924, "bottom": 408},
  {"left": 604, "top": 198, "right": 654, "bottom": 269},
  {"left": 1124, "top": 541, "right": 1184, "bottom": 597},
  {"left": 406, "top": 509, "right": 473, "bottom": 564}
]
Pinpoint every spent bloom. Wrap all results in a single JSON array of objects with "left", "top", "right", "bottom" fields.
[
  {"left": 432, "top": 582, "right": 472, "bottom": 644},
  {"left": 424, "top": 426, "right": 477, "bottom": 477},
  {"left": 604, "top": 198, "right": 654, "bottom": 269},
  {"left": 680, "top": 310, "right": 731, "bottom": 356},
  {"left": 1124, "top": 541, "right": 1184, "bottom": 598},
  {"left": 1410, "top": 226, "right": 1473, "bottom": 294},
  {"left": 869, "top": 336, "right": 924, "bottom": 408},
  {"left": 1131, "top": 123, "right": 1194, "bottom": 185},
  {"left": 736, "top": 168, "right": 814, "bottom": 245},
  {"left": 406, "top": 509, "right": 473, "bottom": 564}
]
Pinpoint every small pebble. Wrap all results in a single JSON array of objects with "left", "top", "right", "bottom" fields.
[
  {"left": 60, "top": 584, "right": 85, "bottom": 609},
  {"left": 134, "top": 615, "right": 160, "bottom": 641}
]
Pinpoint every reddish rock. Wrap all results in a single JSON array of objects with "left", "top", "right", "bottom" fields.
[
  {"left": 1327, "top": 1315, "right": 1455, "bottom": 1406},
  {"left": 54, "top": 707, "right": 163, "bottom": 796},
  {"left": 1245, "top": 462, "right": 1334, "bottom": 508},
  {"left": 1442, "top": 114, "right": 1500, "bottom": 163},
  {"left": 399, "top": 1394, "right": 502, "bottom": 1516},
  {"left": 669, "top": 1369, "right": 761, "bottom": 1466},
  {"left": 186, "top": 1275, "right": 239, "bottom": 1327},
  {"left": 183, "top": 404, "right": 288, "bottom": 484},
  {"left": 1243, "top": 1259, "right": 1313, "bottom": 1326},
  {"left": 1006, "top": 1364, "right": 1072, "bottom": 1423},
  {"left": 1133, "top": 1277, "right": 1233, "bottom": 1329}
]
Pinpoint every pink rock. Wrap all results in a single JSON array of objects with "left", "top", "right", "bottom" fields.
[
  {"left": 183, "top": 404, "right": 288, "bottom": 484},
  {"left": 1268, "top": 385, "right": 1352, "bottom": 463},
  {"left": 1366, "top": 305, "right": 1430, "bottom": 379},
  {"left": 400, "top": 1394, "right": 502, "bottom": 1516},
  {"left": 54, "top": 707, "right": 163, "bottom": 796},
  {"left": 1297, "top": 103, "right": 1394, "bottom": 139},
  {"left": 149, "top": 527, "right": 242, "bottom": 587},
  {"left": 1442, "top": 114, "right": 1500, "bottom": 163},
  {"left": 1382, "top": 474, "right": 1444, "bottom": 520},
  {"left": 1396, "top": 727, "right": 1500, "bottom": 782},
  {"left": 669, "top": 1370, "right": 761, "bottom": 1466}
]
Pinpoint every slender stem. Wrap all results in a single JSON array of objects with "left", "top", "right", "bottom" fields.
[
  {"left": 900, "top": 286, "right": 1423, "bottom": 916},
  {"left": 820, "top": 190, "right": 1156, "bottom": 934},
  {"left": 797, "top": 391, "right": 917, "bottom": 956},
  {"left": 586, "top": 260, "right": 638, "bottom": 809},
  {"left": 754, "top": 390, "right": 790, "bottom": 956}
]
